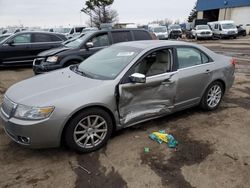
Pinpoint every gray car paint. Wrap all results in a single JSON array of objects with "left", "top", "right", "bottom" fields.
[{"left": 0, "top": 40, "right": 235, "bottom": 148}]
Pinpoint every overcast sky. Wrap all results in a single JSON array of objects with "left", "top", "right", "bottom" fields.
[{"left": 0, "top": 0, "right": 197, "bottom": 27}]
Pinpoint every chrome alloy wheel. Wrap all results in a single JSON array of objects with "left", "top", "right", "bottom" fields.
[
  {"left": 207, "top": 84, "right": 222, "bottom": 108},
  {"left": 73, "top": 115, "right": 108, "bottom": 149}
]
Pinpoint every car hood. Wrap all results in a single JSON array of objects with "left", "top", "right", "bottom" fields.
[
  {"left": 223, "top": 28, "right": 238, "bottom": 32},
  {"left": 155, "top": 32, "right": 168, "bottom": 35},
  {"left": 38, "top": 46, "right": 70, "bottom": 57},
  {"left": 6, "top": 68, "right": 106, "bottom": 106}
]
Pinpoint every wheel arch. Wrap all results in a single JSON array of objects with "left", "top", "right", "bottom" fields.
[
  {"left": 60, "top": 105, "right": 117, "bottom": 146},
  {"left": 212, "top": 79, "right": 226, "bottom": 93},
  {"left": 201, "top": 79, "right": 226, "bottom": 100},
  {"left": 61, "top": 56, "right": 84, "bottom": 67}
]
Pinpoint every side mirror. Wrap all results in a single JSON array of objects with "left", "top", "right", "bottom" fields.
[
  {"left": 129, "top": 73, "right": 146, "bottom": 83},
  {"left": 6, "top": 39, "right": 14, "bottom": 46},
  {"left": 85, "top": 42, "right": 94, "bottom": 50}
]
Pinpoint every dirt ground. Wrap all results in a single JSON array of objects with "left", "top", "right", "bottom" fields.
[{"left": 0, "top": 37, "right": 250, "bottom": 188}]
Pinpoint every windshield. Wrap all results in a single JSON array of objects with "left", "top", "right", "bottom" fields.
[
  {"left": 63, "top": 32, "right": 92, "bottom": 48},
  {"left": 0, "top": 35, "right": 10, "bottom": 42},
  {"left": 169, "top": 25, "right": 181, "bottom": 30},
  {"left": 196, "top": 25, "right": 210, "bottom": 30},
  {"left": 0, "top": 35, "right": 11, "bottom": 44},
  {"left": 55, "top": 28, "right": 70, "bottom": 34},
  {"left": 222, "top": 23, "right": 236, "bottom": 29},
  {"left": 77, "top": 46, "right": 141, "bottom": 80},
  {"left": 154, "top": 27, "right": 167, "bottom": 33}
]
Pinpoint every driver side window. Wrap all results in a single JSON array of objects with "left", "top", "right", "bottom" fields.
[
  {"left": 132, "top": 49, "right": 172, "bottom": 77},
  {"left": 89, "top": 33, "right": 109, "bottom": 47},
  {"left": 12, "top": 34, "right": 31, "bottom": 44}
]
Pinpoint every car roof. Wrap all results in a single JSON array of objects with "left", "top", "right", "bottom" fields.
[
  {"left": 0, "top": 33, "right": 12, "bottom": 36},
  {"left": 113, "top": 40, "right": 198, "bottom": 50},
  {"left": 93, "top": 28, "right": 148, "bottom": 33},
  {"left": 13, "top": 31, "right": 64, "bottom": 35}
]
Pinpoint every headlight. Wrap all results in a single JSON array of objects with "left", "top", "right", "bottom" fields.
[
  {"left": 46, "top": 56, "right": 58, "bottom": 63},
  {"left": 14, "top": 104, "right": 54, "bottom": 120}
]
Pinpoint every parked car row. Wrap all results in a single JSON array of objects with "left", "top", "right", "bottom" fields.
[
  {"left": 186, "top": 20, "right": 246, "bottom": 40},
  {"left": 148, "top": 24, "right": 183, "bottom": 40},
  {"left": 0, "top": 29, "right": 154, "bottom": 71}
]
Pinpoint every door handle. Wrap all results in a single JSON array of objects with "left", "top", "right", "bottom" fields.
[
  {"left": 162, "top": 78, "right": 175, "bottom": 85},
  {"left": 204, "top": 69, "right": 211, "bottom": 74}
]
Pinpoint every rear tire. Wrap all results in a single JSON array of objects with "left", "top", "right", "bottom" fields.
[
  {"left": 200, "top": 81, "right": 224, "bottom": 111},
  {"left": 64, "top": 108, "right": 113, "bottom": 153}
]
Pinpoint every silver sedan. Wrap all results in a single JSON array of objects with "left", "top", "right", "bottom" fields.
[{"left": 0, "top": 40, "right": 235, "bottom": 153}]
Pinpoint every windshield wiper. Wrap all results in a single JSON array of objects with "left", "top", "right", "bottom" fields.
[{"left": 71, "top": 65, "right": 94, "bottom": 78}]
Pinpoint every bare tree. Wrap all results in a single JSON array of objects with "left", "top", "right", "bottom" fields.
[
  {"left": 188, "top": 1, "right": 197, "bottom": 22},
  {"left": 149, "top": 18, "right": 173, "bottom": 26},
  {"left": 81, "top": 0, "right": 119, "bottom": 28}
]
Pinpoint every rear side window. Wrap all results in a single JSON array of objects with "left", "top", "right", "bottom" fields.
[
  {"left": 111, "top": 31, "right": 132, "bottom": 43},
  {"left": 133, "top": 30, "right": 151, "bottom": 40},
  {"left": 177, "top": 47, "right": 210, "bottom": 69},
  {"left": 33, "top": 33, "right": 51, "bottom": 42}
]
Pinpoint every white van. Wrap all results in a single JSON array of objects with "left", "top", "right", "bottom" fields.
[
  {"left": 66, "top": 26, "right": 86, "bottom": 39},
  {"left": 208, "top": 20, "right": 238, "bottom": 39},
  {"left": 148, "top": 25, "right": 168, "bottom": 40}
]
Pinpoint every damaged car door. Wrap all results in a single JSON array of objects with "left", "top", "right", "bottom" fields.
[{"left": 118, "top": 48, "right": 178, "bottom": 126}]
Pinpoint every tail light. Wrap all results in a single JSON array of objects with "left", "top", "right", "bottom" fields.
[{"left": 231, "top": 58, "right": 237, "bottom": 66}]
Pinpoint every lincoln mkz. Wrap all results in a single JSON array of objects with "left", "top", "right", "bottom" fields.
[{"left": 0, "top": 41, "right": 235, "bottom": 153}]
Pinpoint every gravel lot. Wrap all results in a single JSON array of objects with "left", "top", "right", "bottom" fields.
[{"left": 0, "top": 37, "right": 250, "bottom": 188}]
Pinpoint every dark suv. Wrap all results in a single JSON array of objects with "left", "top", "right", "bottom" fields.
[
  {"left": 33, "top": 29, "right": 153, "bottom": 74},
  {"left": 0, "top": 31, "right": 67, "bottom": 67}
]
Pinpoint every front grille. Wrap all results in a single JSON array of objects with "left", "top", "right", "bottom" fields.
[
  {"left": 33, "top": 58, "right": 45, "bottom": 66},
  {"left": 158, "top": 35, "right": 165, "bottom": 39},
  {"left": 1, "top": 96, "right": 16, "bottom": 118},
  {"left": 206, "top": 31, "right": 211, "bottom": 34},
  {"left": 171, "top": 30, "right": 181, "bottom": 34},
  {"left": 201, "top": 32, "right": 206, "bottom": 34}
]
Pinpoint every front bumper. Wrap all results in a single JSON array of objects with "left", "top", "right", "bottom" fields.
[
  {"left": 33, "top": 58, "right": 62, "bottom": 74},
  {"left": 169, "top": 33, "right": 182, "bottom": 39},
  {"left": 156, "top": 35, "right": 168, "bottom": 40},
  {"left": 221, "top": 33, "right": 238, "bottom": 38},
  {"left": 197, "top": 34, "right": 213, "bottom": 39},
  {"left": 0, "top": 108, "right": 66, "bottom": 148}
]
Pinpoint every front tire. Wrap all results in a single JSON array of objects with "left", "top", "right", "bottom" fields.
[
  {"left": 65, "top": 108, "right": 113, "bottom": 153},
  {"left": 200, "top": 81, "right": 224, "bottom": 111}
]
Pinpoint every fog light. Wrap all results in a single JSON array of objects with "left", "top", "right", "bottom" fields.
[{"left": 18, "top": 136, "right": 30, "bottom": 144}]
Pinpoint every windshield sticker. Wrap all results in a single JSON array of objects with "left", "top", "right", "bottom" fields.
[{"left": 117, "top": 52, "right": 135, "bottom": 57}]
